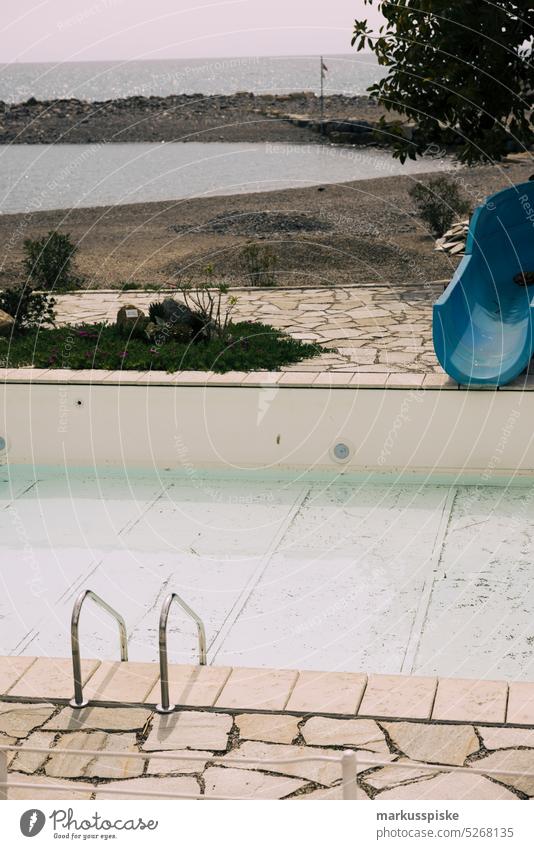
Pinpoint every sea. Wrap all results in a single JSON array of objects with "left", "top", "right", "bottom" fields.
[{"left": 0, "top": 55, "right": 381, "bottom": 103}]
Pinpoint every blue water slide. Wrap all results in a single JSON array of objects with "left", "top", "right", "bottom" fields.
[{"left": 433, "top": 180, "right": 534, "bottom": 385}]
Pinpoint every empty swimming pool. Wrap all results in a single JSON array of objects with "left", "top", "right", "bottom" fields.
[{"left": 1, "top": 467, "right": 533, "bottom": 681}]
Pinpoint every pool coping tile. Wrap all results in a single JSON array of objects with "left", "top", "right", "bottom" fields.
[{"left": 432, "top": 678, "right": 508, "bottom": 724}]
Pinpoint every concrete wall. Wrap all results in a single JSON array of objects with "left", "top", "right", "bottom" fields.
[{"left": 1, "top": 382, "right": 533, "bottom": 475}]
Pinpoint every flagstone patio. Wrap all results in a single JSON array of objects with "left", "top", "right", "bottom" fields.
[
  {"left": 54, "top": 284, "right": 444, "bottom": 374},
  {"left": 1, "top": 696, "right": 533, "bottom": 800}
]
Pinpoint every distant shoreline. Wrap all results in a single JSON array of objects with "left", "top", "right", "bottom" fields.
[{"left": 0, "top": 92, "right": 392, "bottom": 145}]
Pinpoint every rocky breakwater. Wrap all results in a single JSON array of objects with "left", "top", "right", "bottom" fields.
[{"left": 0, "top": 92, "right": 396, "bottom": 145}]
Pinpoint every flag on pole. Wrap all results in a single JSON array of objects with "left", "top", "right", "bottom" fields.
[{"left": 321, "top": 60, "right": 328, "bottom": 78}]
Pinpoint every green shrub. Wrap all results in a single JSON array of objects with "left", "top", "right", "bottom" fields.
[
  {"left": 23, "top": 230, "right": 78, "bottom": 290},
  {"left": 240, "top": 242, "right": 278, "bottom": 286},
  {"left": 3, "top": 321, "right": 325, "bottom": 373},
  {"left": 0, "top": 285, "right": 55, "bottom": 332},
  {"left": 409, "top": 177, "right": 471, "bottom": 237}
]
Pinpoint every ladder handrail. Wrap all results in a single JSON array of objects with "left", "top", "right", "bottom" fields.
[
  {"left": 70, "top": 589, "right": 128, "bottom": 709},
  {"left": 157, "top": 591, "right": 207, "bottom": 714}
]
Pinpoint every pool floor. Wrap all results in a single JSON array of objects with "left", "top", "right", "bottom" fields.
[{"left": 1, "top": 469, "right": 533, "bottom": 681}]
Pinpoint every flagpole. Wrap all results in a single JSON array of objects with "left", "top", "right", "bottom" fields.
[{"left": 320, "top": 55, "right": 325, "bottom": 136}]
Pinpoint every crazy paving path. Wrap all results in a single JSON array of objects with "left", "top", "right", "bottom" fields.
[
  {"left": 1, "top": 702, "right": 531, "bottom": 800},
  {"left": 54, "top": 285, "right": 443, "bottom": 374}
]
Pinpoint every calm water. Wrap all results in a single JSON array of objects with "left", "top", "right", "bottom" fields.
[
  {"left": 0, "top": 142, "right": 453, "bottom": 214},
  {"left": 0, "top": 55, "right": 382, "bottom": 103}
]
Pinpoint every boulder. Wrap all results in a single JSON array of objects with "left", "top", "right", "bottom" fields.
[
  {"left": 149, "top": 299, "right": 206, "bottom": 342},
  {"left": 0, "top": 308, "right": 14, "bottom": 337},
  {"left": 116, "top": 304, "right": 148, "bottom": 337}
]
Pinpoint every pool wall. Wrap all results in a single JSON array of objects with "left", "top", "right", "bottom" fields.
[{"left": 1, "top": 374, "right": 533, "bottom": 475}]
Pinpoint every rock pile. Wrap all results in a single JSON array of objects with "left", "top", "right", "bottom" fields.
[{"left": 435, "top": 220, "right": 469, "bottom": 256}]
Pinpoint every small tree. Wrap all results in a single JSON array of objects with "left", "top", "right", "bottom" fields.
[
  {"left": 0, "top": 285, "right": 56, "bottom": 332},
  {"left": 352, "top": 1, "right": 533, "bottom": 163},
  {"left": 409, "top": 176, "right": 471, "bottom": 237},
  {"left": 23, "top": 231, "right": 78, "bottom": 290},
  {"left": 175, "top": 266, "right": 237, "bottom": 343}
]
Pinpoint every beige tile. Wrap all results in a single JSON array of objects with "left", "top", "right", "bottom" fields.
[
  {"left": 349, "top": 373, "right": 387, "bottom": 388},
  {"left": 286, "top": 670, "right": 367, "bottom": 714},
  {"left": 312, "top": 372, "right": 356, "bottom": 387},
  {"left": 235, "top": 713, "right": 300, "bottom": 744},
  {"left": 217, "top": 741, "right": 342, "bottom": 786},
  {"left": 0, "top": 656, "right": 36, "bottom": 695},
  {"left": 378, "top": 772, "right": 516, "bottom": 800},
  {"left": 203, "top": 766, "right": 305, "bottom": 799},
  {"left": 382, "top": 721, "right": 479, "bottom": 766},
  {"left": 423, "top": 373, "right": 458, "bottom": 389},
  {"left": 207, "top": 371, "right": 248, "bottom": 385},
  {"left": 30, "top": 369, "right": 77, "bottom": 383},
  {"left": 102, "top": 370, "right": 149, "bottom": 383},
  {"left": 7, "top": 772, "right": 94, "bottom": 800},
  {"left": 45, "top": 731, "right": 143, "bottom": 780},
  {"left": 95, "top": 775, "right": 199, "bottom": 799},
  {"left": 143, "top": 710, "right": 232, "bottom": 751},
  {"left": 473, "top": 750, "right": 534, "bottom": 796},
  {"left": 173, "top": 371, "right": 212, "bottom": 384},
  {"left": 8, "top": 657, "right": 100, "bottom": 700},
  {"left": 145, "top": 664, "right": 231, "bottom": 707},
  {"left": 9, "top": 731, "right": 55, "bottom": 774},
  {"left": 43, "top": 706, "right": 152, "bottom": 732},
  {"left": 0, "top": 703, "right": 56, "bottom": 738},
  {"left": 507, "top": 682, "right": 534, "bottom": 724},
  {"left": 301, "top": 717, "right": 388, "bottom": 754},
  {"left": 68, "top": 370, "right": 117, "bottom": 383},
  {"left": 277, "top": 372, "right": 321, "bottom": 386},
  {"left": 84, "top": 661, "right": 159, "bottom": 703},
  {"left": 432, "top": 678, "right": 507, "bottom": 723},
  {"left": 5, "top": 369, "right": 51, "bottom": 382},
  {"left": 147, "top": 751, "right": 212, "bottom": 775},
  {"left": 358, "top": 674, "right": 437, "bottom": 720},
  {"left": 386, "top": 373, "right": 425, "bottom": 388},
  {"left": 241, "top": 372, "right": 281, "bottom": 386},
  {"left": 365, "top": 759, "right": 442, "bottom": 791},
  {"left": 477, "top": 726, "right": 534, "bottom": 751},
  {"left": 215, "top": 667, "right": 298, "bottom": 711}
]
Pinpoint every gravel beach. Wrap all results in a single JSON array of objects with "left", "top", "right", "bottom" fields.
[
  {"left": 0, "top": 158, "right": 530, "bottom": 290},
  {"left": 0, "top": 92, "right": 392, "bottom": 145}
]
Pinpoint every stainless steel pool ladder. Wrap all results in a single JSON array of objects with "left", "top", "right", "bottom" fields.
[
  {"left": 69, "top": 588, "right": 207, "bottom": 713},
  {"left": 69, "top": 589, "right": 128, "bottom": 709},
  {"left": 156, "top": 591, "right": 207, "bottom": 714}
]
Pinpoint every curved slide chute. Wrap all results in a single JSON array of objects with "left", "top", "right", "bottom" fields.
[{"left": 433, "top": 181, "right": 534, "bottom": 386}]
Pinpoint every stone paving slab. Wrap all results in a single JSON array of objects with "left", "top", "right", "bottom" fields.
[
  {"left": 215, "top": 667, "right": 299, "bottom": 711},
  {"left": 286, "top": 670, "right": 367, "bottom": 714},
  {"left": 0, "top": 658, "right": 532, "bottom": 729},
  {"left": 358, "top": 674, "right": 437, "bottom": 720},
  {"left": 145, "top": 664, "right": 231, "bottom": 707},
  {"left": 432, "top": 678, "right": 508, "bottom": 724},
  {"left": 84, "top": 661, "right": 159, "bottom": 703},
  {"left": 2, "top": 696, "right": 534, "bottom": 800},
  {"left": 8, "top": 657, "right": 99, "bottom": 700},
  {"left": 3, "top": 365, "right": 534, "bottom": 390}
]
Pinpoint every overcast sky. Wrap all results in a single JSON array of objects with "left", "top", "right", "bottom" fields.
[{"left": 1, "top": 0, "right": 383, "bottom": 63}]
